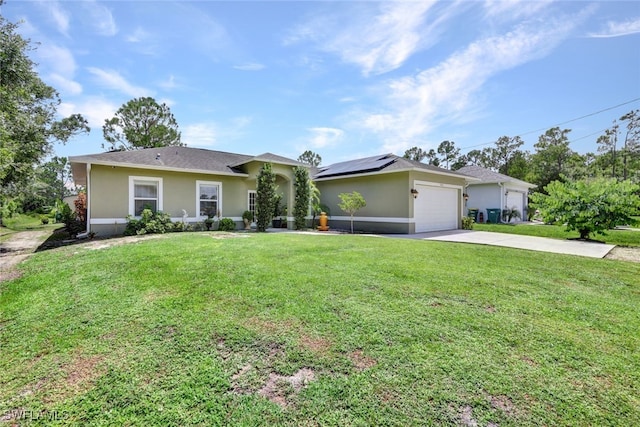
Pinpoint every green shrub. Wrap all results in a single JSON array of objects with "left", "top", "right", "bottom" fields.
[
  {"left": 293, "top": 166, "right": 310, "bottom": 230},
  {"left": 531, "top": 178, "right": 640, "bottom": 239},
  {"left": 256, "top": 163, "right": 276, "bottom": 232},
  {"left": 461, "top": 216, "right": 474, "bottom": 230},
  {"left": 124, "top": 209, "right": 174, "bottom": 235},
  {"left": 242, "top": 210, "right": 254, "bottom": 222},
  {"left": 218, "top": 218, "right": 236, "bottom": 231},
  {"left": 40, "top": 216, "right": 49, "bottom": 225}
]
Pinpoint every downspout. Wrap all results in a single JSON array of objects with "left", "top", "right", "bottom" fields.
[
  {"left": 498, "top": 182, "right": 505, "bottom": 219},
  {"left": 86, "top": 163, "right": 91, "bottom": 234}
]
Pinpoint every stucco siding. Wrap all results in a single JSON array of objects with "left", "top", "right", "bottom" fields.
[
  {"left": 89, "top": 165, "right": 255, "bottom": 223},
  {"left": 317, "top": 172, "right": 411, "bottom": 219},
  {"left": 465, "top": 184, "right": 500, "bottom": 221},
  {"left": 465, "top": 183, "right": 530, "bottom": 222}
]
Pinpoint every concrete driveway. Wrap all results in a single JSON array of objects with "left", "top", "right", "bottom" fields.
[{"left": 394, "top": 230, "right": 615, "bottom": 258}]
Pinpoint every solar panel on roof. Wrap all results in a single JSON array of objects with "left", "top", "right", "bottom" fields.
[{"left": 315, "top": 155, "right": 396, "bottom": 178}]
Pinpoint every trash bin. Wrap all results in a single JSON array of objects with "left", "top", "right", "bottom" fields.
[
  {"left": 468, "top": 208, "right": 479, "bottom": 222},
  {"left": 486, "top": 208, "right": 501, "bottom": 223}
]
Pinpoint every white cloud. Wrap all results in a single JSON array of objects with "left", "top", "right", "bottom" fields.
[
  {"left": 355, "top": 12, "right": 589, "bottom": 149},
  {"left": 233, "top": 63, "right": 266, "bottom": 71},
  {"left": 589, "top": 18, "right": 640, "bottom": 38},
  {"left": 183, "top": 116, "right": 252, "bottom": 148},
  {"left": 158, "top": 98, "right": 176, "bottom": 107},
  {"left": 183, "top": 123, "right": 217, "bottom": 147},
  {"left": 307, "top": 127, "right": 344, "bottom": 148},
  {"left": 49, "top": 74, "right": 82, "bottom": 96},
  {"left": 83, "top": 0, "right": 118, "bottom": 36},
  {"left": 39, "top": 0, "right": 70, "bottom": 36},
  {"left": 285, "top": 1, "right": 463, "bottom": 76},
  {"left": 126, "top": 27, "right": 150, "bottom": 43},
  {"left": 483, "top": 0, "right": 553, "bottom": 21},
  {"left": 87, "top": 67, "right": 151, "bottom": 98},
  {"left": 58, "top": 97, "right": 119, "bottom": 129},
  {"left": 38, "top": 44, "right": 76, "bottom": 76},
  {"left": 159, "top": 75, "right": 178, "bottom": 90},
  {"left": 35, "top": 44, "right": 83, "bottom": 96}
]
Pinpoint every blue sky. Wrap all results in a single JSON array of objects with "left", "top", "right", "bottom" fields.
[{"left": 3, "top": 0, "right": 640, "bottom": 165}]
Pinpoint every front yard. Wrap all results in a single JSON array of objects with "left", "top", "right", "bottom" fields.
[
  {"left": 1, "top": 233, "right": 638, "bottom": 425},
  {"left": 474, "top": 222, "right": 640, "bottom": 247}
]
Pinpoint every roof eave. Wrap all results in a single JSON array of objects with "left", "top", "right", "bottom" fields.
[{"left": 68, "top": 158, "right": 249, "bottom": 177}]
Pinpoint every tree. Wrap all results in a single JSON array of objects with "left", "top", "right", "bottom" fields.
[
  {"left": 530, "top": 178, "right": 640, "bottom": 240},
  {"left": 297, "top": 150, "right": 322, "bottom": 167},
  {"left": 338, "top": 191, "right": 366, "bottom": 234},
  {"left": 488, "top": 136, "right": 525, "bottom": 175},
  {"left": 437, "top": 140, "right": 460, "bottom": 169},
  {"left": 425, "top": 149, "right": 440, "bottom": 167},
  {"left": 38, "top": 156, "right": 74, "bottom": 202},
  {"left": 255, "top": 163, "right": 276, "bottom": 232},
  {"left": 293, "top": 166, "right": 310, "bottom": 230},
  {"left": 450, "top": 155, "right": 469, "bottom": 171},
  {"left": 20, "top": 156, "right": 74, "bottom": 212},
  {"left": 503, "top": 150, "right": 530, "bottom": 181},
  {"left": 0, "top": 8, "right": 89, "bottom": 202},
  {"left": 103, "top": 97, "right": 182, "bottom": 151},
  {"left": 465, "top": 149, "right": 485, "bottom": 166},
  {"left": 619, "top": 110, "right": 640, "bottom": 181},
  {"left": 596, "top": 122, "right": 620, "bottom": 179},
  {"left": 529, "top": 127, "right": 574, "bottom": 191},
  {"left": 403, "top": 146, "right": 427, "bottom": 162}
]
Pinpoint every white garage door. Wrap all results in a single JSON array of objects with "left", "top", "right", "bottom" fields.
[
  {"left": 506, "top": 191, "right": 524, "bottom": 222},
  {"left": 414, "top": 184, "right": 459, "bottom": 232}
]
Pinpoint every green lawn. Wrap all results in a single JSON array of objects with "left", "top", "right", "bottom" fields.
[
  {"left": 474, "top": 223, "right": 640, "bottom": 247},
  {"left": 1, "top": 233, "right": 639, "bottom": 425},
  {"left": 1, "top": 213, "right": 60, "bottom": 239}
]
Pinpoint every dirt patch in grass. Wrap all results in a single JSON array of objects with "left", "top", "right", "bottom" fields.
[
  {"left": 63, "top": 354, "right": 104, "bottom": 391},
  {"left": 300, "top": 335, "right": 332, "bottom": 355},
  {"left": 210, "top": 232, "right": 251, "bottom": 239},
  {"left": 243, "top": 317, "right": 296, "bottom": 336},
  {"left": 489, "top": 394, "right": 515, "bottom": 416},
  {"left": 82, "top": 234, "right": 166, "bottom": 251},
  {"left": 257, "top": 368, "right": 316, "bottom": 407},
  {"left": 606, "top": 246, "right": 640, "bottom": 262},
  {"left": 348, "top": 350, "right": 377, "bottom": 371},
  {"left": 459, "top": 405, "right": 478, "bottom": 427}
]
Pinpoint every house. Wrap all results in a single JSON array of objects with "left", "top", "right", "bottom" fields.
[
  {"left": 70, "top": 147, "right": 478, "bottom": 236},
  {"left": 313, "top": 154, "right": 477, "bottom": 233},
  {"left": 69, "top": 146, "right": 306, "bottom": 236},
  {"left": 456, "top": 165, "right": 536, "bottom": 223}
]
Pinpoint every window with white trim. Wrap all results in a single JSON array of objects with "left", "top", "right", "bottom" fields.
[
  {"left": 197, "top": 181, "right": 222, "bottom": 218},
  {"left": 129, "top": 176, "right": 163, "bottom": 216},
  {"left": 248, "top": 190, "right": 256, "bottom": 220}
]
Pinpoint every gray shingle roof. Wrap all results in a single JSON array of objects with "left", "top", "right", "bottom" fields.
[
  {"left": 69, "top": 146, "right": 302, "bottom": 175},
  {"left": 313, "top": 154, "right": 473, "bottom": 179},
  {"left": 457, "top": 165, "right": 535, "bottom": 187}
]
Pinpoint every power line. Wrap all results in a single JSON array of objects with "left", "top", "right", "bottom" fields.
[{"left": 459, "top": 97, "right": 640, "bottom": 151}]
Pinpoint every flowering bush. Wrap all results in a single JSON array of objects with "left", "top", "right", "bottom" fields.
[{"left": 124, "top": 209, "right": 174, "bottom": 235}]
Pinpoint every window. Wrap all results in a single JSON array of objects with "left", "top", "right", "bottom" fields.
[
  {"left": 197, "top": 181, "right": 222, "bottom": 218},
  {"left": 248, "top": 190, "right": 256, "bottom": 220},
  {"left": 129, "top": 176, "right": 163, "bottom": 216}
]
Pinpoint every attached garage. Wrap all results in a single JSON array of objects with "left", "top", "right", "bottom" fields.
[
  {"left": 457, "top": 165, "right": 536, "bottom": 224},
  {"left": 313, "top": 154, "right": 474, "bottom": 234},
  {"left": 414, "top": 183, "right": 460, "bottom": 232},
  {"left": 506, "top": 191, "right": 525, "bottom": 218}
]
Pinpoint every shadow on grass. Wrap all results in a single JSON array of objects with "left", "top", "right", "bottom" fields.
[{"left": 35, "top": 227, "right": 91, "bottom": 252}]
